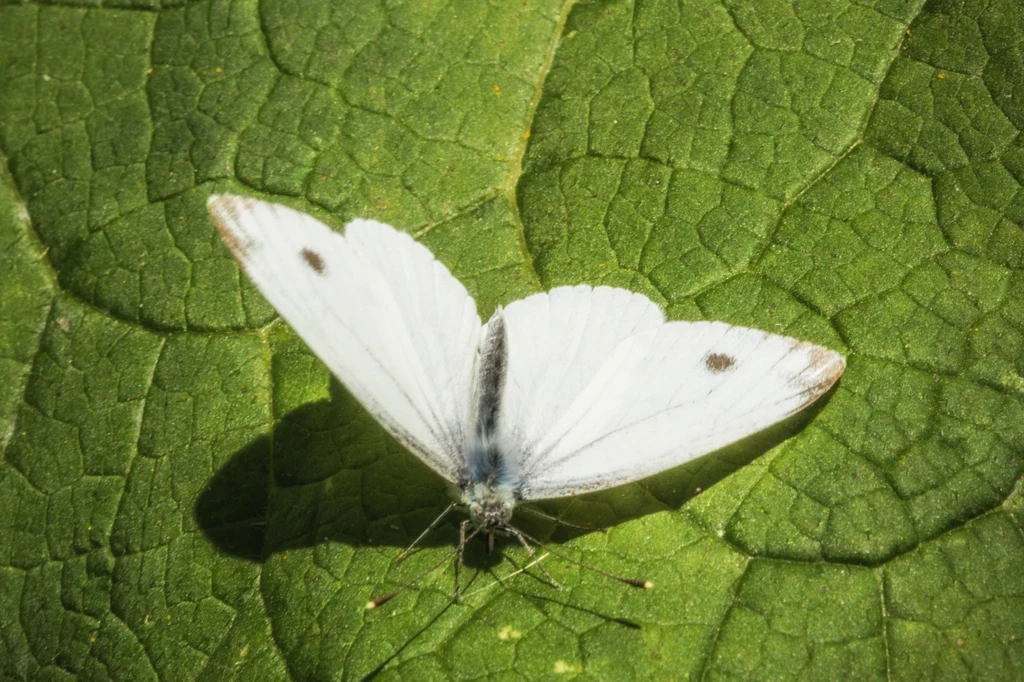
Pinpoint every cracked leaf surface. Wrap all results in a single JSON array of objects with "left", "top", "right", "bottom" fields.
[{"left": 2, "top": 0, "right": 1024, "bottom": 679}]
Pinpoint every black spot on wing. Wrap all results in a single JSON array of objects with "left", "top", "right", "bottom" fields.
[
  {"left": 704, "top": 352, "right": 736, "bottom": 373},
  {"left": 300, "top": 248, "right": 326, "bottom": 275}
]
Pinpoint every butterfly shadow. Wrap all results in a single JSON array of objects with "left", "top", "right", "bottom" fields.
[
  {"left": 195, "top": 377, "right": 840, "bottom": 562},
  {"left": 196, "top": 377, "right": 503, "bottom": 563}
]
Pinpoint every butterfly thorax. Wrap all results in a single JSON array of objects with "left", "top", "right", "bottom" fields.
[{"left": 464, "top": 482, "right": 515, "bottom": 529}]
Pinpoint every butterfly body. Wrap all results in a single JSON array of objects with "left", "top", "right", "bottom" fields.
[{"left": 462, "top": 307, "right": 520, "bottom": 542}]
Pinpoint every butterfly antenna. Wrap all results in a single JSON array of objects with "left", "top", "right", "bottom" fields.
[
  {"left": 366, "top": 525, "right": 482, "bottom": 610},
  {"left": 518, "top": 505, "right": 607, "bottom": 534},
  {"left": 508, "top": 526, "right": 653, "bottom": 590},
  {"left": 396, "top": 502, "right": 457, "bottom": 564}
]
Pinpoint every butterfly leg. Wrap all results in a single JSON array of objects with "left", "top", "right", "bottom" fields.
[
  {"left": 455, "top": 519, "right": 470, "bottom": 601},
  {"left": 397, "top": 502, "right": 457, "bottom": 564},
  {"left": 506, "top": 526, "right": 561, "bottom": 591},
  {"left": 519, "top": 505, "right": 606, "bottom": 534}
]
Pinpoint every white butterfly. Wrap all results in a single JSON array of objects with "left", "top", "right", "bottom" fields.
[{"left": 208, "top": 194, "right": 845, "bottom": 602}]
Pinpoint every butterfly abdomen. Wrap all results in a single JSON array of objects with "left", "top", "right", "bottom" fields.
[{"left": 465, "top": 308, "right": 519, "bottom": 494}]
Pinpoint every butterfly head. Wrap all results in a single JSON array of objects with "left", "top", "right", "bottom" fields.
[{"left": 464, "top": 482, "right": 516, "bottom": 530}]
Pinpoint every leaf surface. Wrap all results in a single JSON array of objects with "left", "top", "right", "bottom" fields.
[{"left": 2, "top": 0, "right": 1023, "bottom": 679}]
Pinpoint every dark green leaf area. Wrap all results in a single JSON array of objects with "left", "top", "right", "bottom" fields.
[
  {"left": 1, "top": 293, "right": 286, "bottom": 680},
  {"left": 0, "top": 158, "right": 52, "bottom": 440},
  {"left": 868, "top": 0, "right": 1024, "bottom": 272},
  {"left": 885, "top": 511, "right": 1024, "bottom": 681},
  {"left": 8, "top": 296, "right": 162, "bottom": 497},
  {"left": 234, "top": 0, "right": 564, "bottom": 253},
  {"left": 110, "top": 331, "right": 284, "bottom": 681},
  {"left": 0, "top": 8, "right": 157, "bottom": 323},
  {"left": 3, "top": 0, "right": 1024, "bottom": 679},
  {"left": 521, "top": 1, "right": 912, "bottom": 305},
  {"left": 417, "top": 197, "right": 541, "bottom": 314},
  {"left": 705, "top": 560, "right": 885, "bottom": 681}
]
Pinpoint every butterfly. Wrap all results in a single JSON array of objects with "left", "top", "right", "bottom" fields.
[{"left": 207, "top": 194, "right": 846, "bottom": 605}]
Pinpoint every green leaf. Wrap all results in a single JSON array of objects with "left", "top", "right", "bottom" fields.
[{"left": 2, "top": 0, "right": 1024, "bottom": 679}]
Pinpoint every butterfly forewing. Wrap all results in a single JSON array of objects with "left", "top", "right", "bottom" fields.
[
  {"left": 506, "top": 319, "right": 845, "bottom": 500},
  {"left": 207, "top": 195, "right": 480, "bottom": 482}
]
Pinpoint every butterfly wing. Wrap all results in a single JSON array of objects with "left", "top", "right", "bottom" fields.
[
  {"left": 494, "top": 285, "right": 666, "bottom": 465},
  {"left": 208, "top": 194, "right": 480, "bottom": 482},
  {"left": 495, "top": 288, "right": 845, "bottom": 500}
]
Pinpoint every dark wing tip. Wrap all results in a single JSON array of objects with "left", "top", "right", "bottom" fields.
[
  {"left": 795, "top": 346, "right": 846, "bottom": 407},
  {"left": 207, "top": 194, "right": 259, "bottom": 264}
]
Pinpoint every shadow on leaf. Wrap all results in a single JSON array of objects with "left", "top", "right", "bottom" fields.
[{"left": 195, "top": 376, "right": 839, "bottom": 561}]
